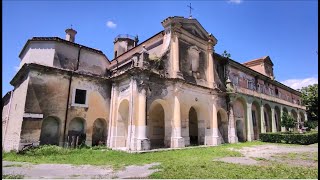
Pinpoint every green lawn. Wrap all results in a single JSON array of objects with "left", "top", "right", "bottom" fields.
[{"left": 2, "top": 141, "right": 318, "bottom": 179}]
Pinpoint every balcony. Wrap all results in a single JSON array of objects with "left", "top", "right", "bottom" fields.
[{"left": 234, "top": 86, "right": 305, "bottom": 110}]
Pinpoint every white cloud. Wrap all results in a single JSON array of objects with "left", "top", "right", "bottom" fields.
[
  {"left": 227, "top": 0, "right": 243, "bottom": 4},
  {"left": 281, "top": 77, "right": 318, "bottom": 90},
  {"left": 106, "top": 20, "right": 117, "bottom": 28},
  {"left": 14, "top": 66, "right": 20, "bottom": 72}
]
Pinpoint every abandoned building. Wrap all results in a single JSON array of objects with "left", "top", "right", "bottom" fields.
[{"left": 2, "top": 16, "right": 307, "bottom": 152}]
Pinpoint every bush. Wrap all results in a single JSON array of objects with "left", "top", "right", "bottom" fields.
[
  {"left": 259, "top": 132, "right": 318, "bottom": 145},
  {"left": 280, "top": 112, "right": 296, "bottom": 131},
  {"left": 304, "top": 120, "right": 318, "bottom": 131},
  {"left": 23, "top": 145, "right": 70, "bottom": 156}
]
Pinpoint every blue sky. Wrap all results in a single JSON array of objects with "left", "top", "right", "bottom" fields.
[{"left": 2, "top": 0, "right": 318, "bottom": 96}]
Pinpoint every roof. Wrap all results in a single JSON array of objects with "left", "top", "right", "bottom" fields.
[
  {"left": 18, "top": 37, "right": 110, "bottom": 63},
  {"left": 243, "top": 56, "right": 274, "bottom": 66}
]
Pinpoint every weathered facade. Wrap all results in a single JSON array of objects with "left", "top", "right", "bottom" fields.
[{"left": 2, "top": 16, "right": 306, "bottom": 152}]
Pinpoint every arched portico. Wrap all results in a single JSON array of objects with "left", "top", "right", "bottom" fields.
[
  {"left": 92, "top": 118, "right": 108, "bottom": 146},
  {"left": 40, "top": 116, "right": 60, "bottom": 145},
  {"left": 217, "top": 109, "right": 228, "bottom": 143},
  {"left": 233, "top": 96, "right": 247, "bottom": 142},
  {"left": 117, "top": 99, "right": 130, "bottom": 148},
  {"left": 68, "top": 117, "right": 86, "bottom": 148},
  {"left": 147, "top": 100, "right": 166, "bottom": 149}
]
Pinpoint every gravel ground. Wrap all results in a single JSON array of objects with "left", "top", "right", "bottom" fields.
[
  {"left": 214, "top": 143, "right": 318, "bottom": 166},
  {"left": 3, "top": 161, "right": 160, "bottom": 179}
]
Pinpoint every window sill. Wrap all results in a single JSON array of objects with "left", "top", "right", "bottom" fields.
[{"left": 71, "top": 103, "right": 88, "bottom": 108}]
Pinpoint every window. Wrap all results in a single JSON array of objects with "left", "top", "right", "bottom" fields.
[
  {"left": 257, "top": 84, "right": 261, "bottom": 92},
  {"left": 232, "top": 76, "right": 239, "bottom": 86},
  {"left": 75, "top": 89, "right": 86, "bottom": 104},
  {"left": 275, "top": 88, "right": 279, "bottom": 96},
  {"left": 247, "top": 80, "right": 254, "bottom": 90},
  {"left": 72, "top": 88, "right": 88, "bottom": 107}
]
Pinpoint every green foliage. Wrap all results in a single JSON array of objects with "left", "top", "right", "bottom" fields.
[
  {"left": 222, "top": 50, "right": 231, "bottom": 58},
  {"left": 2, "top": 174, "right": 24, "bottom": 179},
  {"left": 259, "top": 132, "right": 318, "bottom": 145},
  {"left": 2, "top": 141, "right": 318, "bottom": 179},
  {"left": 300, "top": 84, "right": 318, "bottom": 123},
  {"left": 305, "top": 120, "right": 318, "bottom": 131},
  {"left": 280, "top": 112, "right": 296, "bottom": 131}
]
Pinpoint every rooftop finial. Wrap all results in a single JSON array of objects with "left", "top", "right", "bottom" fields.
[{"left": 187, "top": 3, "right": 194, "bottom": 19}]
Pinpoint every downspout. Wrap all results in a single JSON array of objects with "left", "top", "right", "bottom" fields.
[
  {"left": 3, "top": 90, "right": 14, "bottom": 148},
  {"left": 62, "top": 45, "right": 83, "bottom": 147}
]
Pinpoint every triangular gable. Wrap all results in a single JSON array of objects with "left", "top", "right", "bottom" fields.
[
  {"left": 161, "top": 16, "right": 213, "bottom": 42},
  {"left": 264, "top": 56, "right": 274, "bottom": 66}
]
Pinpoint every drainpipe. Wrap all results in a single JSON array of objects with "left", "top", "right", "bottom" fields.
[
  {"left": 3, "top": 90, "right": 14, "bottom": 148},
  {"left": 62, "top": 46, "right": 83, "bottom": 147}
]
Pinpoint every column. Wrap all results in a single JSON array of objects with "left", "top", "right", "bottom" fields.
[
  {"left": 205, "top": 104, "right": 221, "bottom": 146},
  {"left": 228, "top": 103, "right": 238, "bottom": 143},
  {"left": 207, "top": 42, "right": 214, "bottom": 88},
  {"left": 280, "top": 106, "right": 286, "bottom": 132},
  {"left": 109, "top": 84, "right": 120, "bottom": 148},
  {"left": 260, "top": 104, "right": 266, "bottom": 133},
  {"left": 170, "top": 30, "right": 181, "bottom": 79},
  {"left": 135, "top": 88, "right": 150, "bottom": 151},
  {"left": 170, "top": 94, "right": 185, "bottom": 148},
  {"left": 246, "top": 103, "right": 254, "bottom": 141},
  {"left": 271, "top": 107, "right": 277, "bottom": 132}
]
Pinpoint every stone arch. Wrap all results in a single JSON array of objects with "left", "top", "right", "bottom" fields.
[
  {"left": 233, "top": 96, "right": 247, "bottom": 142},
  {"left": 147, "top": 99, "right": 166, "bottom": 149},
  {"left": 117, "top": 99, "right": 130, "bottom": 148},
  {"left": 217, "top": 108, "right": 228, "bottom": 143},
  {"left": 92, "top": 118, "right": 108, "bottom": 146},
  {"left": 40, "top": 116, "right": 60, "bottom": 145},
  {"left": 187, "top": 104, "right": 210, "bottom": 146},
  {"left": 274, "top": 106, "right": 281, "bottom": 132},
  {"left": 299, "top": 111, "right": 305, "bottom": 122},
  {"left": 263, "top": 103, "right": 272, "bottom": 132},
  {"left": 251, "top": 100, "right": 261, "bottom": 140},
  {"left": 188, "top": 107, "right": 199, "bottom": 145},
  {"left": 291, "top": 109, "right": 298, "bottom": 121},
  {"left": 291, "top": 109, "right": 298, "bottom": 131},
  {"left": 68, "top": 117, "right": 86, "bottom": 147}
]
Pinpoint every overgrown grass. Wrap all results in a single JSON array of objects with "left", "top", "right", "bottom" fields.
[
  {"left": 3, "top": 142, "right": 318, "bottom": 179},
  {"left": 2, "top": 174, "right": 24, "bottom": 179}
]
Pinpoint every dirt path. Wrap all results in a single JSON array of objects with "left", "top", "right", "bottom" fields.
[
  {"left": 3, "top": 161, "right": 160, "bottom": 179},
  {"left": 214, "top": 143, "right": 318, "bottom": 167}
]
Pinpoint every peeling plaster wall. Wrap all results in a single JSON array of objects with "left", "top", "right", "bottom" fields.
[
  {"left": 179, "top": 40, "right": 207, "bottom": 85},
  {"left": 67, "top": 76, "right": 111, "bottom": 146},
  {"left": 78, "top": 49, "right": 109, "bottom": 76},
  {"left": 3, "top": 75, "right": 30, "bottom": 152},
  {"left": 23, "top": 69, "right": 70, "bottom": 146},
  {"left": 14, "top": 68, "right": 111, "bottom": 149}
]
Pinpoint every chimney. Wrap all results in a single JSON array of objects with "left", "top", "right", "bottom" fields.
[{"left": 65, "top": 28, "right": 77, "bottom": 42}]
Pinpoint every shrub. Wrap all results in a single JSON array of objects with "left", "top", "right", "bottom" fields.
[
  {"left": 23, "top": 145, "right": 70, "bottom": 156},
  {"left": 280, "top": 112, "right": 296, "bottom": 131},
  {"left": 259, "top": 132, "right": 318, "bottom": 145},
  {"left": 304, "top": 120, "right": 318, "bottom": 131}
]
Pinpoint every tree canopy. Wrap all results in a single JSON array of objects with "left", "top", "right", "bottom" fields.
[{"left": 300, "top": 84, "right": 318, "bottom": 122}]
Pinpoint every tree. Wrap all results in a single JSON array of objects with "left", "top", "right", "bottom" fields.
[
  {"left": 300, "top": 84, "right": 318, "bottom": 129},
  {"left": 280, "top": 112, "right": 296, "bottom": 131}
]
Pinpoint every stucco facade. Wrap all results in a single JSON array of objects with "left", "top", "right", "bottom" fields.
[{"left": 2, "top": 16, "right": 306, "bottom": 152}]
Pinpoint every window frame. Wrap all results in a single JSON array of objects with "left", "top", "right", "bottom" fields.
[{"left": 71, "top": 88, "right": 89, "bottom": 107}]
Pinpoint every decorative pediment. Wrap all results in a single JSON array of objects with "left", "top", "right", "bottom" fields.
[{"left": 161, "top": 16, "right": 217, "bottom": 43}]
